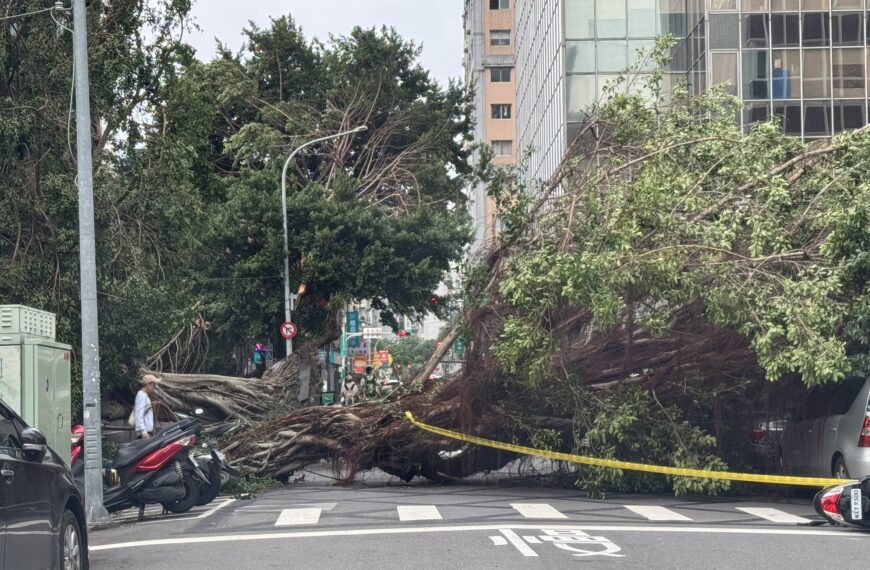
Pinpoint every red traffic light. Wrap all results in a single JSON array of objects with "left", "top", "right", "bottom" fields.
[
  {"left": 430, "top": 295, "right": 440, "bottom": 306},
  {"left": 397, "top": 330, "right": 407, "bottom": 337}
]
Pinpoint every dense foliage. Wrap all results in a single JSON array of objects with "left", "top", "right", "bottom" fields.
[{"left": 1, "top": 3, "right": 471, "bottom": 397}]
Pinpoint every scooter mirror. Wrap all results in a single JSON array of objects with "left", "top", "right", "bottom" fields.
[{"left": 195, "top": 408, "right": 204, "bottom": 415}]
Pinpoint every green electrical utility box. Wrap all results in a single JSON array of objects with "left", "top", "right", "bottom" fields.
[{"left": 0, "top": 305, "right": 72, "bottom": 465}]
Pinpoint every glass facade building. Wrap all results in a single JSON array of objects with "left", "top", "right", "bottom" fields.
[
  {"left": 515, "top": 0, "right": 664, "bottom": 183},
  {"left": 670, "top": 0, "right": 870, "bottom": 138}
]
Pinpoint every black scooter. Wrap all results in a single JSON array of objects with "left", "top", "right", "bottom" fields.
[
  {"left": 71, "top": 413, "right": 208, "bottom": 516},
  {"left": 814, "top": 476, "right": 870, "bottom": 529}
]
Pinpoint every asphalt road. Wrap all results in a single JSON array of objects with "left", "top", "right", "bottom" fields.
[{"left": 88, "top": 475, "right": 870, "bottom": 569}]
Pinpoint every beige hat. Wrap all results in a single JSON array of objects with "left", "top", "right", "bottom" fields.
[{"left": 139, "top": 374, "right": 161, "bottom": 386}]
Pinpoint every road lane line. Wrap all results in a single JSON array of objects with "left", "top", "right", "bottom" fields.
[
  {"left": 523, "top": 536, "right": 542, "bottom": 543},
  {"left": 511, "top": 503, "right": 568, "bottom": 519},
  {"left": 489, "top": 535, "right": 507, "bottom": 545},
  {"left": 397, "top": 505, "right": 442, "bottom": 521},
  {"left": 736, "top": 508, "right": 812, "bottom": 524},
  {"left": 624, "top": 506, "right": 693, "bottom": 521},
  {"left": 89, "top": 523, "right": 866, "bottom": 551},
  {"left": 499, "top": 529, "right": 539, "bottom": 557},
  {"left": 275, "top": 508, "right": 322, "bottom": 526}
]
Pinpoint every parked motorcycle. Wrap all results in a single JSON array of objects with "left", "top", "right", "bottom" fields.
[
  {"left": 814, "top": 476, "right": 870, "bottom": 528},
  {"left": 174, "top": 412, "right": 241, "bottom": 505},
  {"left": 70, "top": 413, "right": 207, "bottom": 515}
]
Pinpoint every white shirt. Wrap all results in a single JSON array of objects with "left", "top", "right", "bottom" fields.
[{"left": 134, "top": 390, "right": 154, "bottom": 434}]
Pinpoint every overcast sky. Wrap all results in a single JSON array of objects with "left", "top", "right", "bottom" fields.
[{"left": 185, "top": 0, "right": 464, "bottom": 86}]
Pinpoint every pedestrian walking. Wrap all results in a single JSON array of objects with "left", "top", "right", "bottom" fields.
[
  {"left": 134, "top": 374, "right": 160, "bottom": 439},
  {"left": 339, "top": 374, "right": 360, "bottom": 406}
]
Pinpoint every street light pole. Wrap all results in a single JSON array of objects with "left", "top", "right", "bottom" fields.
[
  {"left": 280, "top": 125, "right": 368, "bottom": 357},
  {"left": 72, "top": 0, "right": 109, "bottom": 524}
]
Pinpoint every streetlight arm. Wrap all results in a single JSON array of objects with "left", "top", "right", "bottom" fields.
[{"left": 281, "top": 125, "right": 368, "bottom": 356}]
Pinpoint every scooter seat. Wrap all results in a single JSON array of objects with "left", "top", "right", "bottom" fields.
[{"left": 113, "top": 437, "right": 163, "bottom": 468}]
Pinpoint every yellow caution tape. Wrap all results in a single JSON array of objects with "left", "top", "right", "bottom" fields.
[{"left": 404, "top": 411, "right": 853, "bottom": 488}]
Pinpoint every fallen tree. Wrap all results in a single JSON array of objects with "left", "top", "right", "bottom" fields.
[{"left": 146, "top": 43, "right": 870, "bottom": 492}]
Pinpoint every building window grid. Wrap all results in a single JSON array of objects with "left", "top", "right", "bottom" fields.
[{"left": 705, "top": 6, "right": 870, "bottom": 137}]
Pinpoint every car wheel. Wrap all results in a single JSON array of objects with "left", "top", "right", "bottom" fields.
[
  {"left": 162, "top": 477, "right": 200, "bottom": 513},
  {"left": 833, "top": 456, "right": 850, "bottom": 479},
  {"left": 60, "top": 509, "right": 83, "bottom": 570}
]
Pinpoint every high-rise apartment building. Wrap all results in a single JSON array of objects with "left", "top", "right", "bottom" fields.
[{"left": 464, "top": 0, "right": 518, "bottom": 255}]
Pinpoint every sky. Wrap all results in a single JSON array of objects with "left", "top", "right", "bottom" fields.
[{"left": 185, "top": 0, "right": 465, "bottom": 86}]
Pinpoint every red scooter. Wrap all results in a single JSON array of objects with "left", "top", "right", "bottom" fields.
[{"left": 70, "top": 416, "right": 206, "bottom": 515}]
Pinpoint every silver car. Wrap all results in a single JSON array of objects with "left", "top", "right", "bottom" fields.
[{"left": 780, "top": 377, "right": 870, "bottom": 479}]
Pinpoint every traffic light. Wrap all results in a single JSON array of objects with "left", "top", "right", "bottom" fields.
[
  {"left": 430, "top": 294, "right": 440, "bottom": 307},
  {"left": 397, "top": 330, "right": 407, "bottom": 337}
]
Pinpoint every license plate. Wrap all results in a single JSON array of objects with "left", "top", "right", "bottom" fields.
[{"left": 851, "top": 488, "right": 863, "bottom": 521}]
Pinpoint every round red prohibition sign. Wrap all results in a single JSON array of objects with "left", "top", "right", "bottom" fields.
[{"left": 280, "top": 321, "right": 298, "bottom": 339}]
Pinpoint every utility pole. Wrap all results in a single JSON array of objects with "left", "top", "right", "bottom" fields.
[{"left": 72, "top": 0, "right": 109, "bottom": 524}]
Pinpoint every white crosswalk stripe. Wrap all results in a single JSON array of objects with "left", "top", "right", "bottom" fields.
[
  {"left": 510, "top": 503, "right": 568, "bottom": 519},
  {"left": 275, "top": 508, "right": 322, "bottom": 526},
  {"left": 624, "top": 505, "right": 693, "bottom": 521},
  {"left": 397, "top": 505, "right": 442, "bottom": 521},
  {"left": 736, "top": 507, "right": 812, "bottom": 524}
]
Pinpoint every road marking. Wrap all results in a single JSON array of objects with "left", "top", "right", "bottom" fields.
[
  {"left": 397, "top": 505, "right": 442, "bottom": 521},
  {"left": 511, "top": 503, "right": 568, "bottom": 519},
  {"left": 523, "top": 536, "right": 542, "bottom": 543},
  {"left": 90, "top": 523, "right": 865, "bottom": 551},
  {"left": 500, "top": 529, "right": 538, "bottom": 557},
  {"left": 736, "top": 508, "right": 812, "bottom": 524},
  {"left": 489, "top": 535, "right": 507, "bottom": 546},
  {"left": 238, "top": 502, "right": 337, "bottom": 513},
  {"left": 115, "top": 499, "right": 236, "bottom": 526},
  {"left": 275, "top": 508, "right": 322, "bottom": 526},
  {"left": 624, "top": 505, "right": 693, "bottom": 522}
]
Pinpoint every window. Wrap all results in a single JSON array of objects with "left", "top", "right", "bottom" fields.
[
  {"left": 803, "top": 0, "right": 830, "bottom": 8},
  {"left": 832, "top": 12, "right": 863, "bottom": 46},
  {"left": 709, "top": 0, "right": 738, "bottom": 9},
  {"left": 744, "top": 102, "right": 770, "bottom": 131},
  {"left": 743, "top": 14, "right": 770, "bottom": 48},
  {"left": 491, "top": 104, "right": 512, "bottom": 119},
  {"left": 804, "top": 101, "right": 832, "bottom": 137},
  {"left": 598, "top": 41, "right": 628, "bottom": 72},
  {"left": 803, "top": 13, "right": 831, "bottom": 47},
  {"left": 772, "top": 50, "right": 801, "bottom": 98},
  {"left": 490, "top": 67, "right": 512, "bottom": 82},
  {"left": 567, "top": 41, "right": 595, "bottom": 72},
  {"left": 0, "top": 405, "right": 21, "bottom": 449},
  {"left": 804, "top": 50, "right": 832, "bottom": 97},
  {"left": 773, "top": 101, "right": 802, "bottom": 135},
  {"left": 771, "top": 14, "right": 800, "bottom": 47},
  {"left": 711, "top": 52, "right": 739, "bottom": 95},
  {"left": 833, "top": 48, "right": 864, "bottom": 97},
  {"left": 628, "top": 0, "right": 656, "bottom": 36},
  {"left": 742, "top": 0, "right": 769, "bottom": 11},
  {"left": 833, "top": 0, "right": 862, "bottom": 7},
  {"left": 567, "top": 75, "right": 596, "bottom": 121},
  {"left": 566, "top": 0, "right": 595, "bottom": 38},
  {"left": 491, "top": 140, "right": 513, "bottom": 156},
  {"left": 489, "top": 0, "right": 509, "bottom": 8},
  {"left": 710, "top": 14, "right": 739, "bottom": 49},
  {"left": 834, "top": 100, "right": 866, "bottom": 132},
  {"left": 490, "top": 30, "right": 511, "bottom": 46},
  {"left": 597, "top": 0, "right": 626, "bottom": 38},
  {"left": 770, "top": 0, "right": 799, "bottom": 10},
  {"left": 743, "top": 50, "right": 769, "bottom": 99}
]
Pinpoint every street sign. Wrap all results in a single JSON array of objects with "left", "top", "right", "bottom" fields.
[
  {"left": 346, "top": 311, "right": 360, "bottom": 349},
  {"left": 363, "top": 326, "right": 384, "bottom": 339},
  {"left": 280, "top": 321, "right": 298, "bottom": 340}
]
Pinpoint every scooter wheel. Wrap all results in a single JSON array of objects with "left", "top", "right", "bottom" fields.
[
  {"left": 162, "top": 477, "right": 200, "bottom": 513},
  {"left": 195, "top": 458, "right": 222, "bottom": 506}
]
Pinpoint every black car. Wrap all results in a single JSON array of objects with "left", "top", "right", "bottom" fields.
[{"left": 0, "top": 399, "right": 88, "bottom": 569}]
